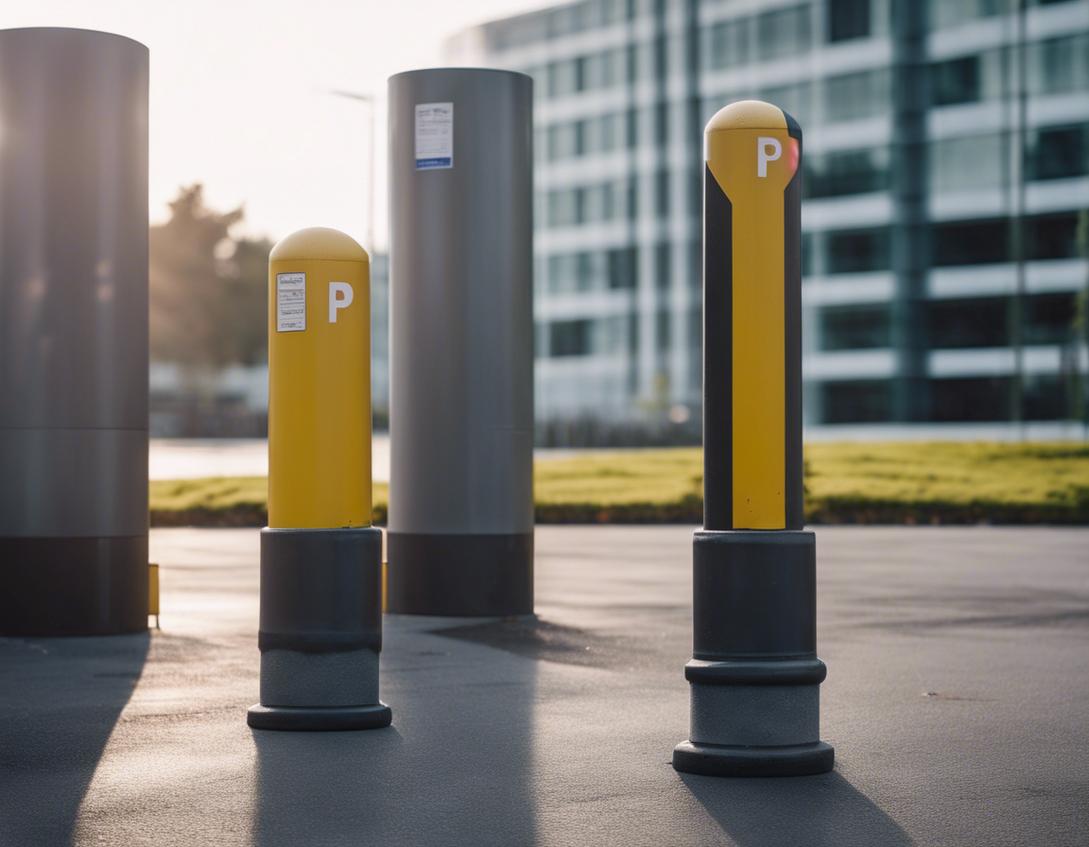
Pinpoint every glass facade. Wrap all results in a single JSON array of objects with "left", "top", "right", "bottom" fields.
[{"left": 469, "top": 0, "right": 1089, "bottom": 434}]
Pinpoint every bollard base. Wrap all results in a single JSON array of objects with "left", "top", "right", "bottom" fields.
[
  {"left": 676, "top": 529, "right": 833, "bottom": 777},
  {"left": 252, "top": 527, "right": 390, "bottom": 730},
  {"left": 672, "top": 740, "right": 834, "bottom": 777},
  {"left": 247, "top": 702, "right": 392, "bottom": 732}
]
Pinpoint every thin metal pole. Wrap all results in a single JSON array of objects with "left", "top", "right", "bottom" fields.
[
  {"left": 1012, "top": 0, "right": 1028, "bottom": 438},
  {"left": 329, "top": 89, "right": 376, "bottom": 254}
]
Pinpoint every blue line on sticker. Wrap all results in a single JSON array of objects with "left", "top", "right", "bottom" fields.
[{"left": 416, "top": 157, "right": 452, "bottom": 170}]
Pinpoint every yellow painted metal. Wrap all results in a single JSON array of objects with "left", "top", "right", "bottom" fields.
[
  {"left": 267, "top": 227, "right": 371, "bottom": 529},
  {"left": 706, "top": 101, "right": 798, "bottom": 529},
  {"left": 148, "top": 562, "right": 159, "bottom": 616}
]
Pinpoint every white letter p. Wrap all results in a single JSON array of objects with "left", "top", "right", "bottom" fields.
[
  {"left": 757, "top": 136, "right": 782, "bottom": 178},
  {"left": 328, "top": 281, "right": 353, "bottom": 323}
]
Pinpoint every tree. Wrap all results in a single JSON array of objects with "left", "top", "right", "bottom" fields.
[{"left": 150, "top": 184, "right": 270, "bottom": 368}]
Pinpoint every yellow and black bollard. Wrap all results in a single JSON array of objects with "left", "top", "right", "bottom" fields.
[
  {"left": 247, "top": 227, "right": 391, "bottom": 731},
  {"left": 672, "top": 101, "right": 833, "bottom": 776}
]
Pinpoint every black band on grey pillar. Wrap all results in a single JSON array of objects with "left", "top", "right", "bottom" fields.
[{"left": 386, "top": 532, "right": 534, "bottom": 617}]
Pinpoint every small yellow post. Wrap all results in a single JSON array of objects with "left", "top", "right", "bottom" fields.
[
  {"left": 148, "top": 562, "right": 160, "bottom": 629},
  {"left": 267, "top": 228, "right": 372, "bottom": 530}
]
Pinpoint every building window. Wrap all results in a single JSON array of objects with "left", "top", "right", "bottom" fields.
[
  {"left": 927, "top": 298, "right": 1009, "bottom": 348},
  {"left": 932, "top": 219, "right": 1008, "bottom": 266},
  {"left": 706, "top": 17, "right": 750, "bottom": 69},
  {"left": 576, "top": 252, "right": 598, "bottom": 292},
  {"left": 930, "top": 377, "right": 1009, "bottom": 421},
  {"left": 929, "top": 0, "right": 1013, "bottom": 30},
  {"left": 825, "top": 227, "right": 890, "bottom": 273},
  {"left": 820, "top": 380, "right": 891, "bottom": 423},
  {"left": 823, "top": 68, "right": 890, "bottom": 121},
  {"left": 1028, "top": 211, "right": 1082, "bottom": 261},
  {"left": 929, "top": 133, "right": 1004, "bottom": 192},
  {"left": 1024, "top": 375, "right": 1067, "bottom": 421},
  {"left": 547, "top": 122, "right": 582, "bottom": 161},
  {"left": 656, "top": 308, "right": 672, "bottom": 352},
  {"left": 807, "top": 147, "right": 889, "bottom": 198},
  {"left": 1031, "top": 34, "right": 1089, "bottom": 96},
  {"left": 547, "top": 189, "right": 580, "bottom": 228},
  {"left": 827, "top": 0, "right": 871, "bottom": 42},
  {"left": 1026, "top": 293, "right": 1079, "bottom": 345},
  {"left": 926, "top": 293, "right": 1082, "bottom": 349},
  {"left": 931, "top": 55, "right": 981, "bottom": 106},
  {"left": 819, "top": 305, "right": 891, "bottom": 350},
  {"left": 548, "top": 59, "right": 582, "bottom": 97},
  {"left": 757, "top": 4, "right": 812, "bottom": 61},
  {"left": 550, "top": 319, "right": 592, "bottom": 357},
  {"left": 626, "top": 177, "right": 639, "bottom": 221},
  {"left": 1027, "top": 123, "right": 1089, "bottom": 181},
  {"left": 547, "top": 254, "right": 578, "bottom": 294},
  {"left": 608, "top": 247, "right": 636, "bottom": 289},
  {"left": 583, "top": 48, "right": 625, "bottom": 90},
  {"left": 655, "top": 243, "right": 671, "bottom": 291},
  {"left": 583, "top": 183, "right": 615, "bottom": 222},
  {"left": 656, "top": 169, "right": 670, "bottom": 215}
]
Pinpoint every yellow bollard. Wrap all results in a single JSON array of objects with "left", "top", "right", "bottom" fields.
[
  {"left": 248, "top": 227, "right": 390, "bottom": 732},
  {"left": 673, "top": 101, "right": 832, "bottom": 777},
  {"left": 267, "top": 227, "right": 372, "bottom": 529}
]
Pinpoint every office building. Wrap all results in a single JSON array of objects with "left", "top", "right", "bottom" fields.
[{"left": 447, "top": 0, "right": 1089, "bottom": 439}]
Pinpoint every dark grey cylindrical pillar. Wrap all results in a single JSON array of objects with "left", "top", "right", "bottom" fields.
[
  {"left": 0, "top": 28, "right": 149, "bottom": 636},
  {"left": 387, "top": 68, "right": 534, "bottom": 617}
]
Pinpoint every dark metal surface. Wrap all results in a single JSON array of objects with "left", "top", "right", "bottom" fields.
[
  {"left": 0, "top": 28, "right": 148, "bottom": 634},
  {"left": 386, "top": 531, "right": 534, "bottom": 616},
  {"left": 388, "top": 68, "right": 534, "bottom": 539},
  {"left": 258, "top": 527, "right": 383, "bottom": 654},
  {"left": 0, "top": 535, "right": 148, "bottom": 635}
]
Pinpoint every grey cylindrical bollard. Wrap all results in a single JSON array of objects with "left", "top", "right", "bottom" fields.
[
  {"left": 0, "top": 28, "right": 149, "bottom": 636},
  {"left": 387, "top": 68, "right": 534, "bottom": 617}
]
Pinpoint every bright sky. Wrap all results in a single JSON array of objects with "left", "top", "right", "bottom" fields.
[{"left": 1, "top": 0, "right": 552, "bottom": 250}]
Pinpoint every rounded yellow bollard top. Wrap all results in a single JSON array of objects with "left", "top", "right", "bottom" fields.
[
  {"left": 270, "top": 226, "right": 369, "bottom": 263},
  {"left": 705, "top": 99, "right": 791, "bottom": 133}
]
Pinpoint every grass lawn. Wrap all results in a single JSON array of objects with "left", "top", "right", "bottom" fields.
[{"left": 149, "top": 442, "right": 1089, "bottom": 526}]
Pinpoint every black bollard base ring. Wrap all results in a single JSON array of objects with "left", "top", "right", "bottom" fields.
[
  {"left": 247, "top": 702, "right": 392, "bottom": 732},
  {"left": 672, "top": 740, "right": 834, "bottom": 777}
]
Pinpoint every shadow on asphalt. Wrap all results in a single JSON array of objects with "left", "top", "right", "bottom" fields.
[
  {"left": 434, "top": 615, "right": 622, "bottom": 668},
  {"left": 681, "top": 770, "right": 912, "bottom": 847},
  {"left": 0, "top": 631, "right": 149, "bottom": 846},
  {"left": 251, "top": 642, "right": 540, "bottom": 846}
]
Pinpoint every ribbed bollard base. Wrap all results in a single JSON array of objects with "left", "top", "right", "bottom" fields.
[
  {"left": 673, "top": 740, "right": 834, "bottom": 777},
  {"left": 675, "top": 529, "right": 833, "bottom": 777},
  {"left": 247, "top": 702, "right": 392, "bottom": 732},
  {"left": 251, "top": 527, "right": 389, "bottom": 731}
]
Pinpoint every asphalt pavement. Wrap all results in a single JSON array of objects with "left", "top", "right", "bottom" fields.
[{"left": 1, "top": 526, "right": 1087, "bottom": 846}]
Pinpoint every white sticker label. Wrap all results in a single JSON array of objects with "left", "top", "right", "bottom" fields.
[
  {"left": 276, "top": 272, "right": 306, "bottom": 332},
  {"left": 415, "top": 102, "right": 453, "bottom": 170}
]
